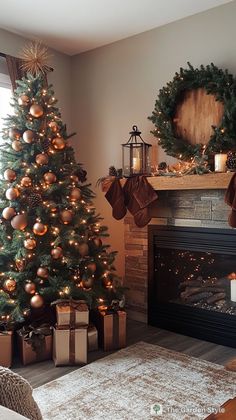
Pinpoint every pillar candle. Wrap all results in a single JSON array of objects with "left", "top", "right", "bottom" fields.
[
  {"left": 214, "top": 154, "right": 227, "bottom": 172},
  {"left": 133, "top": 157, "right": 141, "bottom": 172},
  {"left": 230, "top": 279, "right": 236, "bottom": 302}
]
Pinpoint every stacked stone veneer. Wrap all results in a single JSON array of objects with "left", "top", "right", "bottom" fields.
[{"left": 124, "top": 189, "right": 231, "bottom": 322}]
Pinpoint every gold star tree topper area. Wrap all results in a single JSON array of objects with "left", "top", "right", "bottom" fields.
[{"left": 20, "top": 41, "right": 52, "bottom": 75}]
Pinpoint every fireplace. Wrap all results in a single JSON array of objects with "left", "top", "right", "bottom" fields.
[{"left": 148, "top": 225, "right": 236, "bottom": 347}]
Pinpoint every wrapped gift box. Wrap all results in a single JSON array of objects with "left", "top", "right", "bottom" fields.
[
  {"left": 53, "top": 326, "right": 87, "bottom": 366},
  {"left": 55, "top": 299, "right": 89, "bottom": 327},
  {"left": 17, "top": 325, "right": 52, "bottom": 366},
  {"left": 0, "top": 331, "right": 13, "bottom": 367},
  {"left": 88, "top": 324, "right": 98, "bottom": 351},
  {"left": 93, "top": 308, "right": 126, "bottom": 351}
]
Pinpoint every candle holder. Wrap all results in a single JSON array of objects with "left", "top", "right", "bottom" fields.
[
  {"left": 226, "top": 151, "right": 236, "bottom": 172},
  {"left": 122, "top": 125, "right": 152, "bottom": 177},
  {"left": 214, "top": 153, "right": 227, "bottom": 172}
]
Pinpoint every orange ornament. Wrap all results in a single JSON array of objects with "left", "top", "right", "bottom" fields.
[
  {"left": 25, "top": 282, "right": 36, "bottom": 294},
  {"left": 23, "top": 130, "right": 34, "bottom": 143},
  {"left": 52, "top": 137, "right": 66, "bottom": 150},
  {"left": 78, "top": 242, "right": 89, "bottom": 257},
  {"left": 49, "top": 121, "right": 58, "bottom": 132},
  {"left": 2, "top": 207, "right": 16, "bottom": 220},
  {"left": 4, "top": 278, "right": 16, "bottom": 292},
  {"left": 35, "top": 153, "right": 49, "bottom": 165},
  {"left": 51, "top": 247, "right": 63, "bottom": 259},
  {"left": 37, "top": 267, "right": 49, "bottom": 279},
  {"left": 6, "top": 187, "right": 19, "bottom": 200},
  {"left": 44, "top": 172, "right": 57, "bottom": 184},
  {"left": 9, "top": 128, "right": 21, "bottom": 140},
  {"left": 30, "top": 294, "right": 44, "bottom": 308},
  {"left": 70, "top": 187, "right": 81, "bottom": 201},
  {"left": 21, "top": 176, "right": 32, "bottom": 187},
  {"left": 30, "top": 104, "right": 43, "bottom": 118},
  {"left": 18, "top": 95, "right": 30, "bottom": 106},
  {"left": 4, "top": 169, "right": 17, "bottom": 182},
  {"left": 12, "top": 140, "right": 22, "bottom": 151},
  {"left": 60, "top": 209, "right": 73, "bottom": 224},
  {"left": 33, "top": 222, "right": 48, "bottom": 236},
  {"left": 11, "top": 214, "right": 28, "bottom": 230},
  {"left": 24, "top": 238, "right": 36, "bottom": 249},
  {"left": 87, "top": 262, "right": 97, "bottom": 273}
]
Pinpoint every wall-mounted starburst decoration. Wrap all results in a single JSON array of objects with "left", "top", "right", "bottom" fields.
[{"left": 20, "top": 41, "right": 53, "bottom": 75}]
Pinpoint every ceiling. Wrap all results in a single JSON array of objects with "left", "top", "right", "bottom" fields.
[{"left": 0, "top": 0, "right": 232, "bottom": 55}]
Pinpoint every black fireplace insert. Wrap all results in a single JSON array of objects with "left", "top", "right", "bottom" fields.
[{"left": 148, "top": 225, "right": 236, "bottom": 347}]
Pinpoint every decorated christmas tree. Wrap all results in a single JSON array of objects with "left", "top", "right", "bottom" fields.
[{"left": 0, "top": 45, "right": 121, "bottom": 325}]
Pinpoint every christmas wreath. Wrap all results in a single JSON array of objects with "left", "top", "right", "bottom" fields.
[{"left": 149, "top": 62, "right": 236, "bottom": 161}]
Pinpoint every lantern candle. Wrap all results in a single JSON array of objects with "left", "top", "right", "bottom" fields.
[
  {"left": 214, "top": 153, "right": 227, "bottom": 172},
  {"left": 133, "top": 157, "right": 141, "bottom": 172},
  {"left": 228, "top": 272, "right": 236, "bottom": 302}
]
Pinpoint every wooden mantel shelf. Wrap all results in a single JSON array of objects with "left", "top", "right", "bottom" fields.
[{"left": 146, "top": 172, "right": 233, "bottom": 191}]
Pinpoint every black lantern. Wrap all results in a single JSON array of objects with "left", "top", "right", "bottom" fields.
[{"left": 122, "top": 125, "right": 152, "bottom": 177}]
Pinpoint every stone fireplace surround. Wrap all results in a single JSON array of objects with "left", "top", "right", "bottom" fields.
[{"left": 124, "top": 187, "right": 231, "bottom": 323}]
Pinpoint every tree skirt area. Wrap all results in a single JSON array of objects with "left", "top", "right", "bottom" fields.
[{"left": 33, "top": 342, "right": 236, "bottom": 420}]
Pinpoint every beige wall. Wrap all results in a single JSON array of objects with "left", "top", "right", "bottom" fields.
[
  {"left": 0, "top": 28, "right": 72, "bottom": 130},
  {"left": 71, "top": 1, "right": 236, "bottom": 280}
]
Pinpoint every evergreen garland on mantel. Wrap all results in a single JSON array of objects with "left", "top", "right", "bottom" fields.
[{"left": 149, "top": 62, "right": 236, "bottom": 161}]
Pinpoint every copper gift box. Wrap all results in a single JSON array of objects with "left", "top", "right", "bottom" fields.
[
  {"left": 56, "top": 300, "right": 89, "bottom": 327},
  {"left": 53, "top": 326, "right": 87, "bottom": 366},
  {"left": 17, "top": 332, "right": 52, "bottom": 366},
  {"left": 0, "top": 331, "right": 13, "bottom": 367},
  {"left": 93, "top": 309, "right": 126, "bottom": 351}
]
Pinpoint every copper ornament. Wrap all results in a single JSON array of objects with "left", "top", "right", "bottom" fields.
[
  {"left": 93, "top": 238, "right": 102, "bottom": 247},
  {"left": 12, "top": 140, "right": 23, "bottom": 151},
  {"left": 33, "top": 222, "right": 48, "bottom": 236},
  {"left": 9, "top": 128, "right": 21, "bottom": 140},
  {"left": 23, "top": 130, "right": 34, "bottom": 143},
  {"left": 30, "top": 104, "right": 44, "bottom": 118},
  {"left": 11, "top": 214, "right": 28, "bottom": 230},
  {"left": 70, "top": 187, "right": 81, "bottom": 201},
  {"left": 78, "top": 242, "right": 89, "bottom": 257},
  {"left": 82, "top": 276, "right": 94, "bottom": 289},
  {"left": 4, "top": 169, "right": 17, "bottom": 182},
  {"left": 18, "top": 95, "right": 30, "bottom": 106},
  {"left": 2, "top": 207, "right": 16, "bottom": 220},
  {"left": 60, "top": 209, "right": 73, "bottom": 224},
  {"left": 30, "top": 294, "right": 44, "bottom": 308},
  {"left": 49, "top": 121, "right": 58, "bottom": 132},
  {"left": 52, "top": 137, "right": 66, "bottom": 150},
  {"left": 24, "top": 238, "right": 36, "bottom": 249},
  {"left": 43, "top": 172, "right": 57, "bottom": 184},
  {"left": 35, "top": 153, "right": 49, "bottom": 165},
  {"left": 24, "top": 282, "right": 36, "bottom": 294},
  {"left": 70, "top": 175, "right": 79, "bottom": 183},
  {"left": 4, "top": 278, "right": 17, "bottom": 292},
  {"left": 87, "top": 262, "right": 97, "bottom": 273},
  {"left": 21, "top": 176, "right": 32, "bottom": 187},
  {"left": 37, "top": 267, "right": 49, "bottom": 279},
  {"left": 16, "top": 259, "right": 26, "bottom": 271},
  {"left": 51, "top": 247, "right": 63, "bottom": 259},
  {"left": 5, "top": 187, "right": 20, "bottom": 200}
]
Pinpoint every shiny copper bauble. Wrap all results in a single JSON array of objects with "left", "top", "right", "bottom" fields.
[
  {"left": 33, "top": 222, "right": 48, "bottom": 236},
  {"left": 30, "top": 294, "right": 44, "bottom": 308},
  {"left": 2, "top": 207, "right": 16, "bottom": 220},
  {"left": 4, "top": 278, "right": 16, "bottom": 292},
  {"left": 49, "top": 121, "right": 58, "bottom": 132},
  {"left": 103, "top": 277, "right": 112, "bottom": 288},
  {"left": 9, "top": 128, "right": 21, "bottom": 140},
  {"left": 23, "top": 130, "right": 34, "bottom": 143},
  {"left": 18, "top": 95, "right": 30, "bottom": 106},
  {"left": 52, "top": 137, "right": 66, "bottom": 150},
  {"left": 11, "top": 214, "right": 28, "bottom": 230},
  {"left": 93, "top": 238, "right": 102, "bottom": 247},
  {"left": 82, "top": 276, "right": 94, "bottom": 289},
  {"left": 21, "top": 176, "right": 32, "bottom": 187},
  {"left": 70, "top": 175, "right": 79, "bottom": 183},
  {"left": 78, "top": 242, "right": 89, "bottom": 257},
  {"left": 37, "top": 267, "right": 49, "bottom": 279},
  {"left": 30, "top": 104, "right": 43, "bottom": 118},
  {"left": 35, "top": 153, "right": 49, "bottom": 165},
  {"left": 60, "top": 209, "right": 73, "bottom": 224},
  {"left": 15, "top": 259, "right": 26, "bottom": 271},
  {"left": 4, "top": 169, "right": 17, "bottom": 182},
  {"left": 87, "top": 262, "right": 97, "bottom": 273},
  {"left": 70, "top": 187, "right": 81, "bottom": 201},
  {"left": 24, "top": 238, "right": 36, "bottom": 250},
  {"left": 51, "top": 247, "right": 63, "bottom": 259},
  {"left": 48, "top": 201, "right": 57, "bottom": 212},
  {"left": 43, "top": 172, "right": 57, "bottom": 184},
  {"left": 12, "top": 140, "right": 22, "bottom": 151},
  {"left": 24, "top": 282, "right": 36, "bottom": 294},
  {"left": 5, "top": 187, "right": 19, "bottom": 200}
]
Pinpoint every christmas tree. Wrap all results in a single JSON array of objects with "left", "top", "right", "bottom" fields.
[{"left": 0, "top": 47, "right": 121, "bottom": 325}]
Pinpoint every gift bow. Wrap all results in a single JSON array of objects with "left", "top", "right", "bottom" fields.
[
  {"left": 51, "top": 299, "right": 88, "bottom": 311},
  {"left": 18, "top": 324, "right": 52, "bottom": 353}
]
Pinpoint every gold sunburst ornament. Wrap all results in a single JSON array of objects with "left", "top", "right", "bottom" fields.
[{"left": 20, "top": 41, "right": 52, "bottom": 75}]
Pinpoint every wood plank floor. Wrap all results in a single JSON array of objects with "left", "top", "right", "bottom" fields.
[{"left": 13, "top": 319, "right": 236, "bottom": 388}]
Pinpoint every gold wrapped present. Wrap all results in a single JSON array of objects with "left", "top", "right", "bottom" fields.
[
  {"left": 54, "top": 299, "right": 89, "bottom": 327},
  {"left": 93, "top": 308, "right": 126, "bottom": 351},
  {"left": 0, "top": 331, "right": 13, "bottom": 367},
  {"left": 53, "top": 326, "right": 87, "bottom": 366},
  {"left": 17, "top": 324, "right": 52, "bottom": 365},
  {"left": 88, "top": 324, "right": 98, "bottom": 351}
]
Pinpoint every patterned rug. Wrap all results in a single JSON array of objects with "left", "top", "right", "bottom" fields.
[{"left": 33, "top": 342, "right": 236, "bottom": 420}]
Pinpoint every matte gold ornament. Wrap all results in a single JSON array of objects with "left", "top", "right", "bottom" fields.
[
  {"left": 35, "top": 153, "right": 49, "bottom": 165},
  {"left": 43, "top": 172, "right": 57, "bottom": 184},
  {"left": 9, "top": 128, "right": 21, "bottom": 140},
  {"left": 24, "top": 281, "right": 36, "bottom": 294},
  {"left": 18, "top": 95, "right": 30, "bottom": 106},
  {"left": 82, "top": 276, "right": 94, "bottom": 289},
  {"left": 4, "top": 278, "right": 16, "bottom": 292},
  {"left": 51, "top": 247, "right": 63, "bottom": 259},
  {"left": 23, "top": 130, "right": 34, "bottom": 143},
  {"left": 93, "top": 238, "right": 102, "bottom": 247},
  {"left": 33, "top": 222, "right": 48, "bottom": 236},
  {"left": 49, "top": 121, "right": 58, "bottom": 132},
  {"left": 5, "top": 187, "right": 20, "bottom": 200},
  {"left": 87, "top": 262, "right": 97, "bottom": 273},
  {"left": 21, "top": 176, "right": 32, "bottom": 187},
  {"left": 11, "top": 214, "right": 28, "bottom": 230},
  {"left": 2, "top": 207, "right": 16, "bottom": 220},
  {"left": 4, "top": 169, "right": 17, "bottom": 182},
  {"left": 12, "top": 140, "right": 23, "bottom": 151},
  {"left": 24, "top": 238, "right": 36, "bottom": 249},
  {"left": 52, "top": 137, "right": 66, "bottom": 150},
  {"left": 37, "top": 267, "right": 49, "bottom": 279},
  {"left": 30, "top": 293, "right": 44, "bottom": 308},
  {"left": 30, "top": 104, "right": 43, "bottom": 118},
  {"left": 70, "top": 187, "right": 81, "bottom": 201},
  {"left": 78, "top": 242, "right": 89, "bottom": 257},
  {"left": 60, "top": 209, "right": 73, "bottom": 224}
]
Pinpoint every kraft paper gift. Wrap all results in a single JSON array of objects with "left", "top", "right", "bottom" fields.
[
  {"left": 0, "top": 331, "right": 13, "bottom": 368},
  {"left": 93, "top": 309, "right": 126, "bottom": 351},
  {"left": 88, "top": 324, "right": 98, "bottom": 351},
  {"left": 53, "top": 326, "right": 87, "bottom": 366},
  {"left": 17, "top": 325, "right": 52, "bottom": 365},
  {"left": 54, "top": 299, "right": 89, "bottom": 327}
]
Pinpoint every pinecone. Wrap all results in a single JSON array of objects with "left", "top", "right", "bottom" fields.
[
  {"left": 28, "top": 192, "right": 43, "bottom": 208},
  {"left": 109, "top": 166, "right": 117, "bottom": 176},
  {"left": 226, "top": 152, "right": 236, "bottom": 171},
  {"left": 41, "top": 138, "right": 51, "bottom": 153}
]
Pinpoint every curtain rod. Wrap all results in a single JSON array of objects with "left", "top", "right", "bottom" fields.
[{"left": 0, "top": 51, "right": 54, "bottom": 72}]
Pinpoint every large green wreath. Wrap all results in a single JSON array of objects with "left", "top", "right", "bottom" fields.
[{"left": 149, "top": 62, "right": 236, "bottom": 161}]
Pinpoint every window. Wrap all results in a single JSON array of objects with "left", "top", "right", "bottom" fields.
[{"left": 0, "top": 72, "right": 12, "bottom": 134}]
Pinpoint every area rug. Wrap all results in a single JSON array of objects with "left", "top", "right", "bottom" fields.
[{"left": 33, "top": 342, "right": 236, "bottom": 420}]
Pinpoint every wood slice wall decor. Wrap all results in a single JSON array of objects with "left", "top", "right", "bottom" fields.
[{"left": 173, "top": 88, "right": 224, "bottom": 146}]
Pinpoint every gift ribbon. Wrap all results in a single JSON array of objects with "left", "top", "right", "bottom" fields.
[
  {"left": 52, "top": 299, "right": 88, "bottom": 328},
  {"left": 18, "top": 324, "right": 52, "bottom": 354}
]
